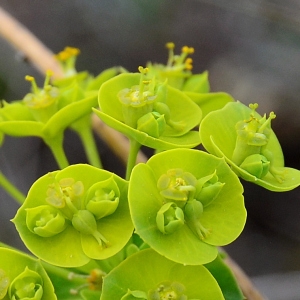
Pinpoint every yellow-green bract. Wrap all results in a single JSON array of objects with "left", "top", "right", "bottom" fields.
[
  {"left": 200, "top": 101, "right": 300, "bottom": 191},
  {"left": 100, "top": 248, "right": 225, "bottom": 300},
  {"left": 12, "top": 164, "right": 133, "bottom": 268},
  {"left": 128, "top": 148, "right": 246, "bottom": 265},
  {"left": 0, "top": 247, "right": 57, "bottom": 300}
]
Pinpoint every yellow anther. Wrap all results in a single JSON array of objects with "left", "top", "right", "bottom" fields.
[
  {"left": 166, "top": 42, "right": 175, "bottom": 49},
  {"left": 182, "top": 46, "right": 194, "bottom": 54},
  {"left": 64, "top": 46, "right": 80, "bottom": 56},
  {"left": 25, "top": 75, "right": 34, "bottom": 82},
  {"left": 55, "top": 51, "right": 70, "bottom": 61},
  {"left": 189, "top": 47, "right": 195, "bottom": 54},
  {"left": 185, "top": 58, "right": 193, "bottom": 70},
  {"left": 46, "top": 70, "right": 53, "bottom": 77},
  {"left": 138, "top": 66, "right": 149, "bottom": 74}
]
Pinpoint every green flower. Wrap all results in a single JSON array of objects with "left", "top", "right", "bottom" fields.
[
  {"left": 200, "top": 101, "right": 300, "bottom": 191},
  {"left": 129, "top": 148, "right": 246, "bottom": 265},
  {"left": 101, "top": 248, "right": 225, "bottom": 300},
  {"left": 0, "top": 247, "right": 56, "bottom": 300},
  {"left": 13, "top": 164, "right": 133, "bottom": 267},
  {"left": 94, "top": 67, "right": 202, "bottom": 151}
]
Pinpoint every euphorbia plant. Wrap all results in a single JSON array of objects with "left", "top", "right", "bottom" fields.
[{"left": 1, "top": 42, "right": 300, "bottom": 300}]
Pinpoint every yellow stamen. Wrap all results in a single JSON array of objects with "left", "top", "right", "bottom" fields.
[
  {"left": 25, "top": 75, "right": 34, "bottom": 82},
  {"left": 25, "top": 75, "right": 39, "bottom": 94},
  {"left": 65, "top": 46, "right": 80, "bottom": 56},
  {"left": 185, "top": 58, "right": 193, "bottom": 70},
  {"left": 138, "top": 66, "right": 149, "bottom": 74},
  {"left": 166, "top": 42, "right": 175, "bottom": 49},
  {"left": 181, "top": 46, "right": 194, "bottom": 54}
]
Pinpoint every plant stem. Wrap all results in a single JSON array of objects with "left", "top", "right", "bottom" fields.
[
  {"left": 44, "top": 134, "right": 69, "bottom": 169},
  {"left": 0, "top": 172, "right": 25, "bottom": 204},
  {"left": 72, "top": 117, "right": 103, "bottom": 168},
  {"left": 41, "top": 261, "right": 86, "bottom": 284},
  {"left": 125, "top": 138, "right": 141, "bottom": 181}
]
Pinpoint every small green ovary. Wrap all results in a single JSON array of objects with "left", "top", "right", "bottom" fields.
[
  {"left": 148, "top": 281, "right": 187, "bottom": 300},
  {"left": 9, "top": 267, "right": 43, "bottom": 300},
  {"left": 72, "top": 210, "right": 110, "bottom": 248}
]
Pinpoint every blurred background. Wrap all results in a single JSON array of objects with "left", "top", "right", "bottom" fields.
[{"left": 1, "top": 1, "right": 300, "bottom": 298}]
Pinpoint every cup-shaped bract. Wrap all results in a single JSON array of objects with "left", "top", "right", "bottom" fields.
[
  {"left": 200, "top": 101, "right": 300, "bottom": 191},
  {"left": 95, "top": 70, "right": 202, "bottom": 151},
  {"left": 13, "top": 164, "right": 133, "bottom": 267},
  {"left": 0, "top": 247, "right": 57, "bottom": 300},
  {"left": 128, "top": 148, "right": 246, "bottom": 265},
  {"left": 100, "top": 248, "right": 225, "bottom": 300}
]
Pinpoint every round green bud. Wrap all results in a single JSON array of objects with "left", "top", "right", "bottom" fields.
[
  {"left": 240, "top": 153, "right": 270, "bottom": 178},
  {"left": 26, "top": 205, "right": 67, "bottom": 237},
  {"left": 9, "top": 267, "right": 43, "bottom": 300},
  {"left": 156, "top": 202, "right": 185, "bottom": 234},
  {"left": 72, "top": 210, "right": 97, "bottom": 235},
  {"left": 137, "top": 111, "right": 166, "bottom": 138},
  {"left": 85, "top": 176, "right": 120, "bottom": 219}
]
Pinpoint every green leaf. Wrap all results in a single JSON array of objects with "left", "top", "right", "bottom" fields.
[
  {"left": 205, "top": 253, "right": 244, "bottom": 300},
  {"left": 182, "top": 71, "right": 210, "bottom": 93},
  {"left": 184, "top": 91, "right": 234, "bottom": 118},
  {"left": 129, "top": 149, "right": 246, "bottom": 265},
  {"left": 101, "top": 248, "right": 225, "bottom": 300},
  {"left": 0, "top": 121, "right": 44, "bottom": 137},
  {"left": 93, "top": 109, "right": 201, "bottom": 150},
  {"left": 0, "top": 247, "right": 57, "bottom": 300},
  {"left": 200, "top": 101, "right": 300, "bottom": 191},
  {"left": 86, "top": 67, "right": 121, "bottom": 91},
  {"left": 43, "top": 94, "right": 97, "bottom": 138}
]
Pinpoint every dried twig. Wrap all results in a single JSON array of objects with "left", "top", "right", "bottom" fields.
[{"left": 0, "top": 5, "right": 266, "bottom": 299}]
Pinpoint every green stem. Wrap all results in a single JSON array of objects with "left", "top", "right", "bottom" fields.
[
  {"left": 72, "top": 117, "right": 103, "bottom": 168},
  {"left": 0, "top": 171, "right": 26, "bottom": 205},
  {"left": 125, "top": 138, "right": 141, "bottom": 181},
  {"left": 44, "top": 134, "right": 69, "bottom": 169},
  {"left": 41, "top": 261, "right": 86, "bottom": 284}
]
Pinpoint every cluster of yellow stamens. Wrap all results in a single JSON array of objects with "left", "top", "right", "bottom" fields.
[
  {"left": 55, "top": 46, "right": 80, "bottom": 62},
  {"left": 165, "top": 42, "right": 194, "bottom": 71}
]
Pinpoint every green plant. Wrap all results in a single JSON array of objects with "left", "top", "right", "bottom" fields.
[{"left": 1, "top": 43, "right": 300, "bottom": 300}]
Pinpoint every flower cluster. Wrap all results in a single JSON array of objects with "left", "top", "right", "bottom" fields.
[{"left": 13, "top": 164, "right": 133, "bottom": 267}]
